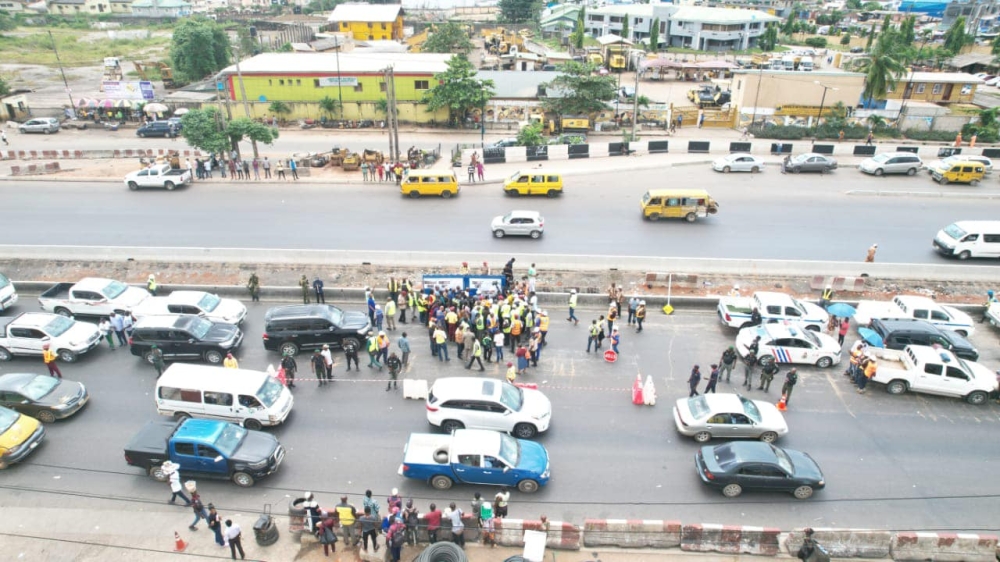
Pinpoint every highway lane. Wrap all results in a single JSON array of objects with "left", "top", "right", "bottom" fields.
[
  {"left": 1, "top": 168, "right": 997, "bottom": 263},
  {"left": 2, "top": 297, "right": 1000, "bottom": 531}
]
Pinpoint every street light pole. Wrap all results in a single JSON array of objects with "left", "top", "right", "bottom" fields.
[
  {"left": 480, "top": 80, "right": 486, "bottom": 144},
  {"left": 814, "top": 80, "right": 838, "bottom": 134},
  {"left": 48, "top": 30, "right": 76, "bottom": 117},
  {"left": 335, "top": 35, "right": 344, "bottom": 119}
]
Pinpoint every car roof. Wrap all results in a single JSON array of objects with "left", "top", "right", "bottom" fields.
[
  {"left": 430, "top": 377, "right": 505, "bottom": 401},
  {"left": 872, "top": 318, "right": 944, "bottom": 335},
  {"left": 174, "top": 418, "right": 229, "bottom": 444},
  {"left": 725, "top": 153, "right": 755, "bottom": 158},
  {"left": 265, "top": 304, "right": 336, "bottom": 321},
  {"left": 165, "top": 291, "right": 210, "bottom": 305},
  {"left": 75, "top": 277, "right": 120, "bottom": 291},
  {"left": 753, "top": 322, "right": 811, "bottom": 340},
  {"left": 452, "top": 429, "right": 502, "bottom": 452},
  {"left": 158, "top": 364, "right": 272, "bottom": 392},
  {"left": 714, "top": 441, "right": 780, "bottom": 464},
  {"left": 134, "top": 314, "right": 195, "bottom": 329},
  {"left": 892, "top": 295, "right": 937, "bottom": 306},
  {"left": 12, "top": 312, "right": 62, "bottom": 328},
  {"left": 0, "top": 373, "right": 42, "bottom": 390},
  {"left": 753, "top": 291, "right": 797, "bottom": 305},
  {"left": 695, "top": 393, "right": 746, "bottom": 412},
  {"left": 507, "top": 210, "right": 541, "bottom": 219},
  {"left": 645, "top": 189, "right": 712, "bottom": 197}
]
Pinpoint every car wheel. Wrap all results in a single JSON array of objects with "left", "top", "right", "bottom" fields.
[
  {"left": 341, "top": 337, "right": 360, "bottom": 352},
  {"left": 507, "top": 189, "right": 520, "bottom": 197},
  {"left": 529, "top": 230, "right": 541, "bottom": 239},
  {"left": 685, "top": 212, "right": 697, "bottom": 223},
  {"left": 431, "top": 475, "right": 453, "bottom": 490},
  {"left": 792, "top": 167, "right": 801, "bottom": 174},
  {"left": 164, "top": 181, "right": 176, "bottom": 191},
  {"left": 547, "top": 189, "right": 559, "bottom": 197},
  {"left": 128, "top": 181, "right": 139, "bottom": 191},
  {"left": 751, "top": 166, "right": 759, "bottom": 173},
  {"left": 18, "top": 128, "right": 26, "bottom": 134},
  {"left": 36, "top": 410, "right": 56, "bottom": 424},
  {"left": 967, "top": 391, "right": 988, "bottom": 405},
  {"left": 648, "top": 213, "right": 660, "bottom": 221},
  {"left": 793, "top": 485, "right": 814, "bottom": 499},
  {"left": 494, "top": 230, "right": 505, "bottom": 238},
  {"left": 722, "top": 483, "right": 743, "bottom": 498},
  {"left": 816, "top": 356, "right": 833, "bottom": 369},
  {"left": 723, "top": 166, "right": 731, "bottom": 173},
  {"left": 971, "top": 179, "right": 980, "bottom": 186},
  {"left": 57, "top": 349, "right": 77, "bottom": 363},
  {"left": 874, "top": 168, "right": 884, "bottom": 177},
  {"left": 54, "top": 307, "right": 72, "bottom": 318},
  {"left": 0, "top": 347, "right": 10, "bottom": 361},
  {"left": 907, "top": 167, "right": 917, "bottom": 176},
  {"left": 174, "top": 412, "right": 191, "bottom": 421},
  {"left": 232, "top": 471, "right": 255, "bottom": 487},
  {"left": 517, "top": 479, "right": 540, "bottom": 493},
  {"left": 138, "top": 132, "right": 146, "bottom": 138},
  {"left": 886, "top": 379, "right": 908, "bottom": 395},
  {"left": 513, "top": 423, "right": 537, "bottom": 439},
  {"left": 408, "top": 191, "right": 420, "bottom": 199},
  {"left": 441, "top": 191, "right": 453, "bottom": 199},
  {"left": 149, "top": 465, "right": 169, "bottom": 481},
  {"left": 758, "top": 355, "right": 775, "bottom": 366},
  {"left": 204, "top": 350, "right": 224, "bottom": 364},
  {"left": 280, "top": 342, "right": 299, "bottom": 356},
  {"left": 244, "top": 418, "right": 263, "bottom": 430},
  {"left": 440, "top": 420, "right": 464, "bottom": 434},
  {"left": 43, "top": 129, "right": 51, "bottom": 135},
  {"left": 940, "top": 177, "right": 950, "bottom": 185},
  {"left": 957, "top": 250, "right": 971, "bottom": 260},
  {"left": 693, "top": 431, "right": 711, "bottom": 443},
  {"left": 759, "top": 431, "right": 778, "bottom": 443}
]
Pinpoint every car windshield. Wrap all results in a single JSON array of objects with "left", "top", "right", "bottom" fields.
[
  {"left": 20, "top": 375, "right": 59, "bottom": 401},
  {"left": 792, "top": 154, "right": 809, "bottom": 163},
  {"left": 739, "top": 396, "right": 763, "bottom": 423},
  {"left": 213, "top": 424, "right": 247, "bottom": 457},
  {"left": 499, "top": 381, "right": 524, "bottom": 411},
  {"left": 101, "top": 280, "right": 128, "bottom": 299},
  {"left": 508, "top": 171, "right": 522, "bottom": 181},
  {"left": 772, "top": 445, "right": 794, "bottom": 473},
  {"left": 871, "top": 154, "right": 890, "bottom": 163},
  {"left": 0, "top": 273, "right": 9, "bottom": 290},
  {"left": 188, "top": 317, "right": 213, "bottom": 339},
  {"left": 197, "top": 293, "right": 221, "bottom": 312},
  {"left": 801, "top": 330, "right": 821, "bottom": 347},
  {"left": 44, "top": 316, "right": 75, "bottom": 337},
  {"left": 257, "top": 377, "right": 284, "bottom": 408},
  {"left": 688, "top": 396, "right": 710, "bottom": 418},
  {"left": 497, "top": 433, "right": 519, "bottom": 467},
  {"left": 641, "top": 192, "right": 651, "bottom": 205},
  {"left": 943, "top": 223, "right": 967, "bottom": 240},
  {"left": 327, "top": 306, "right": 344, "bottom": 326},
  {"left": 0, "top": 407, "right": 18, "bottom": 433}
]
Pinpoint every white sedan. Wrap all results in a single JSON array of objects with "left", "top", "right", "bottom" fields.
[
  {"left": 712, "top": 153, "right": 765, "bottom": 173},
  {"left": 735, "top": 322, "right": 843, "bottom": 368}
]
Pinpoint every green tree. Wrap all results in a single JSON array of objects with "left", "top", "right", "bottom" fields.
[
  {"left": 226, "top": 117, "right": 279, "bottom": 148},
  {"left": 649, "top": 17, "right": 660, "bottom": 52},
  {"left": 963, "top": 107, "right": 1000, "bottom": 142},
  {"left": 856, "top": 32, "right": 906, "bottom": 103},
  {"left": 516, "top": 121, "right": 545, "bottom": 146},
  {"left": 992, "top": 33, "right": 1000, "bottom": 56},
  {"left": 899, "top": 15, "right": 916, "bottom": 46},
  {"left": 318, "top": 95, "right": 341, "bottom": 119},
  {"left": 805, "top": 37, "right": 828, "bottom": 48},
  {"left": 621, "top": 14, "right": 630, "bottom": 42},
  {"left": 268, "top": 100, "right": 292, "bottom": 124},
  {"left": 498, "top": 0, "right": 540, "bottom": 24},
  {"left": 423, "top": 22, "right": 475, "bottom": 54},
  {"left": 236, "top": 27, "right": 259, "bottom": 57},
  {"left": 542, "top": 61, "right": 618, "bottom": 117},
  {"left": 781, "top": 11, "right": 795, "bottom": 35},
  {"left": 0, "top": 76, "right": 9, "bottom": 97},
  {"left": 0, "top": 11, "right": 15, "bottom": 32},
  {"left": 861, "top": 1, "right": 882, "bottom": 9},
  {"left": 421, "top": 54, "right": 495, "bottom": 126},
  {"left": 846, "top": 0, "right": 862, "bottom": 8},
  {"left": 759, "top": 25, "right": 779, "bottom": 51},
  {"left": 277, "top": 42, "right": 294, "bottom": 52},
  {"left": 170, "top": 17, "right": 231, "bottom": 84},
  {"left": 179, "top": 107, "right": 229, "bottom": 155},
  {"left": 865, "top": 23, "right": 875, "bottom": 51},
  {"left": 840, "top": 33, "right": 852, "bottom": 45},
  {"left": 943, "top": 16, "right": 972, "bottom": 54},
  {"left": 570, "top": 8, "right": 586, "bottom": 50}
]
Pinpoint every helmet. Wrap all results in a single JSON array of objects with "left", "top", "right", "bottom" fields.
[{"left": 570, "top": 289, "right": 577, "bottom": 294}]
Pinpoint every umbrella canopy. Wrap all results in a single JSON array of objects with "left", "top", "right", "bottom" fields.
[
  {"left": 640, "top": 58, "right": 683, "bottom": 70},
  {"left": 143, "top": 102, "right": 168, "bottom": 114},
  {"left": 827, "top": 303, "right": 857, "bottom": 318},
  {"left": 76, "top": 98, "right": 98, "bottom": 108},
  {"left": 173, "top": 107, "right": 190, "bottom": 115},
  {"left": 696, "top": 60, "right": 738, "bottom": 69},
  {"left": 114, "top": 99, "right": 135, "bottom": 108},
  {"left": 858, "top": 327, "right": 883, "bottom": 348},
  {"left": 98, "top": 99, "right": 115, "bottom": 109}
]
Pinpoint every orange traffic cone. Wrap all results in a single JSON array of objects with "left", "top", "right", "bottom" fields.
[
  {"left": 632, "top": 374, "right": 644, "bottom": 405},
  {"left": 776, "top": 393, "right": 788, "bottom": 412},
  {"left": 174, "top": 531, "right": 188, "bottom": 552}
]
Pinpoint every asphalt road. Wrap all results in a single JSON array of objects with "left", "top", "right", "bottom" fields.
[
  {"left": 1, "top": 168, "right": 997, "bottom": 264},
  {"left": 3, "top": 296, "right": 1000, "bottom": 531}
]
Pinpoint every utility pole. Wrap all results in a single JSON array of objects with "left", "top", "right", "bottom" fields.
[
  {"left": 233, "top": 47, "right": 259, "bottom": 158},
  {"left": 630, "top": 54, "right": 640, "bottom": 142},
  {"left": 384, "top": 66, "right": 400, "bottom": 161},
  {"left": 48, "top": 30, "right": 76, "bottom": 117},
  {"left": 335, "top": 35, "right": 344, "bottom": 118}
]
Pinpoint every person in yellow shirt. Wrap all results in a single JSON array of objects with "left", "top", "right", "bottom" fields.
[
  {"left": 43, "top": 344, "right": 62, "bottom": 379},
  {"left": 433, "top": 326, "right": 449, "bottom": 362},
  {"left": 506, "top": 361, "right": 516, "bottom": 383},
  {"left": 223, "top": 353, "right": 239, "bottom": 369},
  {"left": 858, "top": 358, "right": 876, "bottom": 394}
]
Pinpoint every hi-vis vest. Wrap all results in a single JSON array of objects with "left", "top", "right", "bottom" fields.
[
  {"left": 475, "top": 315, "right": 485, "bottom": 331},
  {"left": 368, "top": 337, "right": 378, "bottom": 352},
  {"left": 822, "top": 288, "right": 833, "bottom": 300},
  {"left": 539, "top": 316, "right": 550, "bottom": 332}
]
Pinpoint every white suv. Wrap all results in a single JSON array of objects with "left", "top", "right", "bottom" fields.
[
  {"left": 426, "top": 377, "right": 552, "bottom": 438},
  {"left": 859, "top": 152, "right": 923, "bottom": 176},
  {"left": 491, "top": 210, "right": 544, "bottom": 239}
]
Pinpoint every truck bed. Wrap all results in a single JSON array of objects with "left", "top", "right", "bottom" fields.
[
  {"left": 124, "top": 418, "right": 181, "bottom": 460},
  {"left": 39, "top": 283, "right": 75, "bottom": 300},
  {"left": 402, "top": 433, "right": 452, "bottom": 466}
]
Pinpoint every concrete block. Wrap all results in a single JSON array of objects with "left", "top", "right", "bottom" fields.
[
  {"left": 680, "top": 523, "right": 779, "bottom": 555},
  {"left": 891, "top": 531, "right": 998, "bottom": 562},
  {"left": 402, "top": 379, "right": 428, "bottom": 400},
  {"left": 787, "top": 528, "right": 892, "bottom": 558},
  {"left": 495, "top": 519, "right": 580, "bottom": 551},
  {"left": 583, "top": 519, "right": 681, "bottom": 548}
]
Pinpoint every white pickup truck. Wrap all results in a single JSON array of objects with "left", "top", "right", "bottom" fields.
[
  {"left": 38, "top": 278, "right": 150, "bottom": 318},
  {"left": 871, "top": 345, "right": 997, "bottom": 405},
  {"left": 0, "top": 312, "right": 102, "bottom": 363},
  {"left": 717, "top": 291, "right": 829, "bottom": 331},
  {"left": 0, "top": 272, "right": 17, "bottom": 314},
  {"left": 124, "top": 163, "right": 192, "bottom": 191},
  {"left": 855, "top": 295, "right": 975, "bottom": 336}
]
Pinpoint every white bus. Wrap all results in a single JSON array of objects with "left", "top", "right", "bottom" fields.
[
  {"left": 933, "top": 221, "right": 1000, "bottom": 260},
  {"left": 155, "top": 364, "right": 293, "bottom": 430}
]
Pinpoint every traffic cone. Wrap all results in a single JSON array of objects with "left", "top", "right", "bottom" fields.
[
  {"left": 632, "top": 374, "right": 644, "bottom": 405},
  {"left": 776, "top": 393, "right": 788, "bottom": 412},
  {"left": 642, "top": 375, "right": 657, "bottom": 406},
  {"left": 174, "top": 531, "right": 188, "bottom": 552}
]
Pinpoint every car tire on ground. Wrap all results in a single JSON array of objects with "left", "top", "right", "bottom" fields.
[
  {"left": 517, "top": 479, "right": 540, "bottom": 493},
  {"left": 36, "top": 411, "right": 56, "bottom": 424},
  {"left": 232, "top": 471, "right": 255, "bottom": 487},
  {"left": 128, "top": 181, "right": 139, "bottom": 191},
  {"left": 0, "top": 347, "right": 11, "bottom": 361},
  {"left": 57, "top": 349, "right": 77, "bottom": 363},
  {"left": 958, "top": 250, "right": 971, "bottom": 260},
  {"left": 751, "top": 166, "right": 759, "bottom": 173},
  {"left": 440, "top": 420, "right": 464, "bottom": 433},
  {"left": 431, "top": 475, "right": 453, "bottom": 490},
  {"left": 547, "top": 189, "right": 558, "bottom": 197},
  {"left": 149, "top": 465, "right": 169, "bottom": 481},
  {"left": 723, "top": 166, "right": 731, "bottom": 173},
  {"left": 513, "top": 423, "right": 537, "bottom": 439},
  {"left": 966, "top": 391, "right": 988, "bottom": 405},
  {"left": 647, "top": 213, "right": 660, "bottom": 221},
  {"left": 907, "top": 167, "right": 917, "bottom": 176},
  {"left": 874, "top": 168, "right": 884, "bottom": 177},
  {"left": 204, "top": 350, "right": 224, "bottom": 364},
  {"left": 244, "top": 418, "right": 263, "bottom": 430},
  {"left": 280, "top": 342, "right": 299, "bottom": 356},
  {"left": 757, "top": 355, "right": 774, "bottom": 366},
  {"left": 792, "top": 167, "right": 801, "bottom": 174},
  {"left": 165, "top": 181, "right": 176, "bottom": 191},
  {"left": 886, "top": 379, "right": 908, "bottom": 395},
  {"left": 793, "top": 485, "right": 814, "bottom": 499},
  {"left": 693, "top": 431, "right": 712, "bottom": 443},
  {"left": 816, "top": 356, "right": 833, "bottom": 368},
  {"left": 441, "top": 191, "right": 453, "bottom": 199},
  {"left": 759, "top": 431, "right": 778, "bottom": 443},
  {"left": 493, "top": 230, "right": 505, "bottom": 238},
  {"left": 408, "top": 191, "right": 420, "bottom": 199},
  {"left": 529, "top": 230, "right": 541, "bottom": 239},
  {"left": 685, "top": 213, "right": 697, "bottom": 222},
  {"left": 54, "top": 307, "right": 72, "bottom": 318},
  {"left": 722, "top": 483, "right": 743, "bottom": 498}
]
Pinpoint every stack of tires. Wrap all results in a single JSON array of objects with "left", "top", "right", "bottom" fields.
[{"left": 414, "top": 543, "right": 468, "bottom": 562}]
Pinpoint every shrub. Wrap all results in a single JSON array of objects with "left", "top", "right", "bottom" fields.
[
  {"left": 903, "top": 129, "right": 960, "bottom": 142},
  {"left": 840, "top": 34, "right": 852, "bottom": 45},
  {"left": 805, "top": 37, "right": 828, "bottom": 48}
]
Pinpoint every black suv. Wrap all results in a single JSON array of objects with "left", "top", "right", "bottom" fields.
[
  {"left": 262, "top": 304, "right": 371, "bottom": 356},
  {"left": 130, "top": 314, "right": 243, "bottom": 364},
  {"left": 136, "top": 121, "right": 179, "bottom": 138},
  {"left": 870, "top": 318, "right": 979, "bottom": 361}
]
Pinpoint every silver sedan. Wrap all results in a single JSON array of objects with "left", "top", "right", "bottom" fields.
[
  {"left": 712, "top": 153, "right": 765, "bottom": 173},
  {"left": 784, "top": 153, "right": 837, "bottom": 174},
  {"left": 673, "top": 393, "right": 789, "bottom": 443}
]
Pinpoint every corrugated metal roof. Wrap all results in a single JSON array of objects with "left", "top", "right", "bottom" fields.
[
  {"left": 328, "top": 3, "right": 403, "bottom": 23},
  {"left": 907, "top": 72, "right": 982, "bottom": 83},
  {"left": 219, "top": 52, "right": 451, "bottom": 75}
]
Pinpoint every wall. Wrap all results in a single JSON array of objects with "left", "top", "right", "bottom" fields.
[
  {"left": 336, "top": 17, "right": 403, "bottom": 41},
  {"left": 214, "top": 100, "right": 448, "bottom": 124},
  {"left": 229, "top": 73, "right": 434, "bottom": 104},
  {"left": 732, "top": 71, "right": 864, "bottom": 110},
  {"left": 886, "top": 82, "right": 977, "bottom": 103}
]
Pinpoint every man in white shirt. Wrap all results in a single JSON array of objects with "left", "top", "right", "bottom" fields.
[
  {"left": 321, "top": 345, "right": 334, "bottom": 380},
  {"left": 224, "top": 519, "right": 245, "bottom": 560}
]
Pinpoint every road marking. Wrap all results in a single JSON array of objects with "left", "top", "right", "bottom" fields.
[{"left": 824, "top": 370, "right": 856, "bottom": 419}]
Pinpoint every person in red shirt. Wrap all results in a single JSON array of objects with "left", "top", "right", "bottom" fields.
[{"left": 423, "top": 503, "right": 442, "bottom": 544}]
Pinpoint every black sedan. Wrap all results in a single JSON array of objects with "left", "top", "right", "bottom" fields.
[
  {"left": 784, "top": 152, "right": 838, "bottom": 174},
  {"left": 695, "top": 442, "right": 824, "bottom": 499},
  {"left": 0, "top": 373, "right": 89, "bottom": 423}
]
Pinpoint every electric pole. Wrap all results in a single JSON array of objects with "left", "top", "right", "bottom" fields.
[
  {"left": 48, "top": 30, "right": 76, "bottom": 117},
  {"left": 233, "top": 46, "right": 259, "bottom": 158}
]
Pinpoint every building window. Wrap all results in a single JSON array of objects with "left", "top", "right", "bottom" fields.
[
  {"left": 382, "top": 23, "right": 387, "bottom": 29},
  {"left": 932, "top": 83, "right": 943, "bottom": 94},
  {"left": 415, "top": 80, "right": 429, "bottom": 90},
  {"left": 269, "top": 79, "right": 273, "bottom": 86},
  {"left": 380, "top": 82, "right": 387, "bottom": 92},
  {"left": 354, "top": 83, "right": 364, "bottom": 92},
  {"left": 915, "top": 83, "right": 925, "bottom": 94},
  {"left": 296, "top": 79, "right": 301, "bottom": 86},
  {"left": 609, "top": 16, "right": 622, "bottom": 23},
  {"left": 635, "top": 18, "right": 643, "bottom": 23},
  {"left": 314, "top": 79, "right": 320, "bottom": 87},
  {"left": 279, "top": 79, "right": 285, "bottom": 86},
  {"left": 368, "top": 22, "right": 373, "bottom": 27}
]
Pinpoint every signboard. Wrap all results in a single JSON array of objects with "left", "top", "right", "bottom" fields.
[
  {"left": 102, "top": 81, "right": 155, "bottom": 100},
  {"left": 421, "top": 275, "right": 465, "bottom": 295},
  {"left": 467, "top": 276, "right": 504, "bottom": 297},
  {"left": 422, "top": 274, "right": 506, "bottom": 297},
  {"left": 317, "top": 76, "right": 359, "bottom": 87}
]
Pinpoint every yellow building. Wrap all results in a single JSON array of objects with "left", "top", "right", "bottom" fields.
[
  {"left": 731, "top": 70, "right": 866, "bottom": 111},
  {"left": 217, "top": 52, "right": 451, "bottom": 123},
  {"left": 49, "top": 0, "right": 112, "bottom": 14},
  {"left": 887, "top": 72, "right": 981, "bottom": 104},
  {"left": 327, "top": 3, "right": 404, "bottom": 42}
]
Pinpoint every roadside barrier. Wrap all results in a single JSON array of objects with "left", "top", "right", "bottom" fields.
[
  {"left": 680, "top": 523, "right": 780, "bottom": 555},
  {"left": 495, "top": 519, "right": 580, "bottom": 550},
  {"left": 583, "top": 519, "right": 681, "bottom": 548},
  {"left": 786, "top": 528, "right": 892, "bottom": 558},
  {"left": 890, "top": 531, "right": 998, "bottom": 562}
]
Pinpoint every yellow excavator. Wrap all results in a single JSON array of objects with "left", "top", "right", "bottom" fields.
[{"left": 133, "top": 61, "right": 176, "bottom": 89}]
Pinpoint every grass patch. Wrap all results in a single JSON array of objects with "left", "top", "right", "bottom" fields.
[{"left": 0, "top": 28, "right": 170, "bottom": 66}]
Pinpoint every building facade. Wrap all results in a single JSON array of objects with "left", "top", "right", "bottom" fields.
[
  {"left": 731, "top": 70, "right": 866, "bottom": 111},
  {"left": 49, "top": 0, "right": 111, "bottom": 14},
  {"left": 585, "top": 4, "right": 779, "bottom": 51},
  {"left": 130, "top": 0, "right": 191, "bottom": 17},
  {"left": 327, "top": 3, "right": 404, "bottom": 42},
  {"left": 887, "top": 72, "right": 981, "bottom": 103}
]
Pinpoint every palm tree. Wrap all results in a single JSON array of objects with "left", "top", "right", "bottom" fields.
[
  {"left": 856, "top": 36, "right": 906, "bottom": 105},
  {"left": 268, "top": 100, "right": 292, "bottom": 125},
  {"left": 318, "top": 96, "right": 341, "bottom": 120}
]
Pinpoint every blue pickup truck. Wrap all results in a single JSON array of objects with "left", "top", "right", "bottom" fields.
[
  {"left": 398, "top": 429, "right": 550, "bottom": 493},
  {"left": 124, "top": 418, "right": 284, "bottom": 487}
]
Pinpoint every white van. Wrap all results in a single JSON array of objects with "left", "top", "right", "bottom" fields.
[
  {"left": 799, "top": 56, "right": 814, "bottom": 71},
  {"left": 155, "top": 364, "right": 294, "bottom": 430},
  {"left": 0, "top": 272, "right": 17, "bottom": 313},
  {"left": 933, "top": 221, "right": 1000, "bottom": 260},
  {"left": 781, "top": 55, "right": 796, "bottom": 71}
]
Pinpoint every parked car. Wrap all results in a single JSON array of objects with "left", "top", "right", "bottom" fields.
[
  {"left": 489, "top": 138, "right": 519, "bottom": 148},
  {"left": 735, "top": 323, "right": 842, "bottom": 368},
  {"left": 136, "top": 121, "right": 179, "bottom": 138},
  {"left": 0, "top": 312, "right": 102, "bottom": 363},
  {"left": 868, "top": 318, "right": 979, "bottom": 361},
  {"left": 130, "top": 291, "right": 247, "bottom": 325},
  {"left": 0, "top": 272, "right": 18, "bottom": 314},
  {"left": 783, "top": 153, "right": 838, "bottom": 173},
  {"left": 854, "top": 295, "right": 975, "bottom": 336},
  {"left": 491, "top": 210, "right": 544, "bottom": 239},
  {"left": 869, "top": 345, "right": 996, "bottom": 405},
  {"left": 695, "top": 442, "right": 825, "bottom": 499},
  {"left": 19, "top": 117, "right": 60, "bottom": 135},
  {"left": 925, "top": 154, "right": 992, "bottom": 175},
  {"left": 38, "top": 277, "right": 149, "bottom": 318},
  {"left": 426, "top": 377, "right": 552, "bottom": 438},
  {"left": 262, "top": 304, "right": 370, "bottom": 356},
  {"left": 717, "top": 291, "right": 829, "bottom": 331},
  {"left": 549, "top": 134, "right": 587, "bottom": 145},
  {"left": 129, "top": 314, "right": 243, "bottom": 365},
  {"left": 124, "top": 163, "right": 192, "bottom": 191},
  {"left": 673, "top": 394, "right": 788, "bottom": 443},
  {"left": 0, "top": 373, "right": 88, "bottom": 423},
  {"left": 712, "top": 153, "right": 765, "bottom": 173},
  {"left": 0, "top": 406, "right": 44, "bottom": 469},
  {"left": 859, "top": 152, "right": 923, "bottom": 176}
]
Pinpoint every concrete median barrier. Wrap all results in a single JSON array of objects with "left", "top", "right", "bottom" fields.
[
  {"left": 786, "top": 528, "right": 892, "bottom": 558},
  {"left": 583, "top": 519, "right": 681, "bottom": 548},
  {"left": 495, "top": 519, "right": 580, "bottom": 550},
  {"left": 680, "top": 523, "right": 780, "bottom": 555},
  {"left": 891, "top": 531, "right": 998, "bottom": 562}
]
